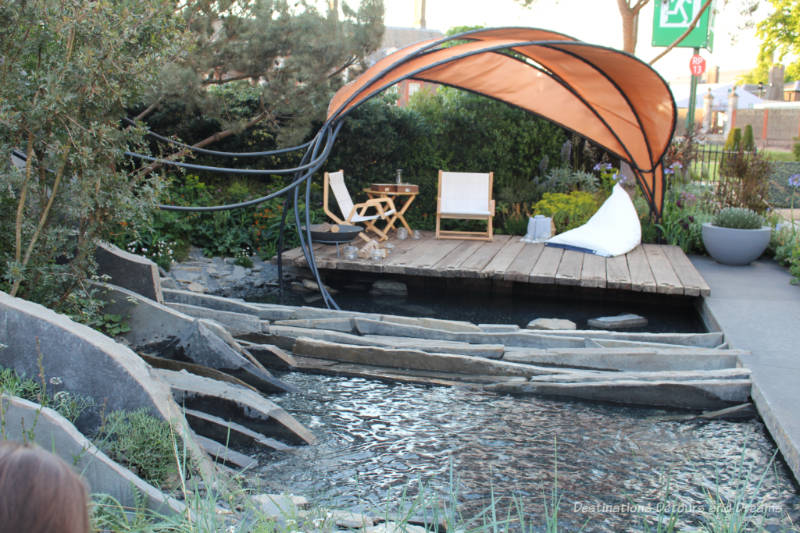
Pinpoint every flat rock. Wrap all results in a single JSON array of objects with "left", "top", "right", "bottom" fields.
[
  {"left": 166, "top": 302, "right": 264, "bottom": 337},
  {"left": 95, "top": 241, "right": 163, "bottom": 303},
  {"left": 155, "top": 368, "right": 315, "bottom": 445},
  {"left": 587, "top": 313, "right": 648, "bottom": 330},
  {"left": 184, "top": 408, "right": 292, "bottom": 452},
  {"left": 502, "top": 347, "right": 743, "bottom": 372},
  {"left": 292, "top": 337, "right": 567, "bottom": 378},
  {"left": 194, "top": 434, "right": 258, "bottom": 470},
  {"left": 370, "top": 280, "right": 408, "bottom": 296},
  {"left": 485, "top": 378, "right": 750, "bottom": 410},
  {"left": 1, "top": 395, "right": 185, "bottom": 515},
  {"left": 479, "top": 324, "right": 521, "bottom": 333},
  {"left": 527, "top": 318, "right": 577, "bottom": 330},
  {"left": 162, "top": 288, "right": 275, "bottom": 320},
  {"left": 99, "top": 283, "right": 293, "bottom": 393}
]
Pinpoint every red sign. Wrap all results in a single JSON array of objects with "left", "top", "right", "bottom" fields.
[{"left": 689, "top": 54, "right": 706, "bottom": 76}]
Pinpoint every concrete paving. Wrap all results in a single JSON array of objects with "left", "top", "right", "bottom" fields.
[{"left": 691, "top": 255, "right": 800, "bottom": 485}]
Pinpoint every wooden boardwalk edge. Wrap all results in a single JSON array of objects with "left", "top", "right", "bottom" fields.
[{"left": 279, "top": 232, "right": 710, "bottom": 297}]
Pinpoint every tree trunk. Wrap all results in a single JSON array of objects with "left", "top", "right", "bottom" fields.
[{"left": 617, "top": 0, "right": 637, "bottom": 54}]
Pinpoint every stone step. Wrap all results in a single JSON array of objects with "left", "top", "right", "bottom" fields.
[
  {"left": 485, "top": 378, "right": 751, "bottom": 410},
  {"left": 185, "top": 409, "right": 292, "bottom": 452},
  {"left": 527, "top": 368, "right": 750, "bottom": 383},
  {"left": 162, "top": 288, "right": 275, "bottom": 320},
  {"left": 194, "top": 434, "right": 259, "bottom": 470},
  {"left": 502, "top": 347, "right": 744, "bottom": 371},
  {"left": 352, "top": 318, "right": 588, "bottom": 348},
  {"left": 99, "top": 283, "right": 294, "bottom": 394},
  {"left": 531, "top": 329, "right": 725, "bottom": 348},
  {"left": 154, "top": 369, "right": 315, "bottom": 446},
  {"left": 236, "top": 342, "right": 299, "bottom": 369},
  {"left": 292, "top": 338, "right": 581, "bottom": 378},
  {"left": 165, "top": 302, "right": 265, "bottom": 337}
]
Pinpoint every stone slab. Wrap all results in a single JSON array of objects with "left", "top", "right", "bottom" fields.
[
  {"left": 485, "top": 379, "right": 751, "bottom": 410},
  {"left": 95, "top": 241, "right": 163, "bottom": 303},
  {"left": 502, "top": 347, "right": 742, "bottom": 372},
  {"left": 1, "top": 396, "right": 184, "bottom": 515},
  {"left": 587, "top": 313, "right": 648, "bottom": 330},
  {"left": 194, "top": 434, "right": 258, "bottom": 470},
  {"left": 166, "top": 302, "right": 264, "bottom": 337},
  {"left": 292, "top": 338, "right": 569, "bottom": 378},
  {"left": 184, "top": 409, "right": 292, "bottom": 452},
  {"left": 154, "top": 369, "right": 315, "bottom": 446},
  {"left": 527, "top": 318, "right": 577, "bottom": 330},
  {"left": 162, "top": 288, "right": 275, "bottom": 320}
]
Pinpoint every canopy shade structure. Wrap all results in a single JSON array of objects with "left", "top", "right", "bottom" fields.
[{"left": 327, "top": 27, "right": 677, "bottom": 217}]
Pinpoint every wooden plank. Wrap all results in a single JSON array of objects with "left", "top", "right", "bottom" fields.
[
  {"left": 433, "top": 240, "right": 484, "bottom": 273},
  {"left": 504, "top": 243, "right": 545, "bottom": 282},
  {"left": 606, "top": 254, "right": 631, "bottom": 290},
  {"left": 400, "top": 238, "right": 462, "bottom": 272},
  {"left": 482, "top": 239, "right": 526, "bottom": 278},
  {"left": 580, "top": 253, "right": 607, "bottom": 288},
  {"left": 642, "top": 244, "right": 684, "bottom": 295},
  {"left": 457, "top": 235, "right": 513, "bottom": 277},
  {"left": 554, "top": 249, "right": 584, "bottom": 286},
  {"left": 626, "top": 245, "right": 657, "bottom": 293},
  {"left": 382, "top": 234, "right": 426, "bottom": 273},
  {"left": 661, "top": 244, "right": 711, "bottom": 296},
  {"left": 530, "top": 245, "right": 563, "bottom": 284}
]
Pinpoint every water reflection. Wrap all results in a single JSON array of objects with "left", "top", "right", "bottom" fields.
[{"left": 254, "top": 373, "right": 799, "bottom": 530}]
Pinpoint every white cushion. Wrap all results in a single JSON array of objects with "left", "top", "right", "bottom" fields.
[
  {"left": 545, "top": 183, "right": 641, "bottom": 257},
  {"left": 440, "top": 172, "right": 491, "bottom": 214},
  {"left": 351, "top": 209, "right": 396, "bottom": 223}
]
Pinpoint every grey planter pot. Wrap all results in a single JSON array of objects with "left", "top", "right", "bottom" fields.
[{"left": 701, "top": 223, "right": 771, "bottom": 266}]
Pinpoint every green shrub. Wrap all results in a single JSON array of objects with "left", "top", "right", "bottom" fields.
[
  {"left": 713, "top": 207, "right": 764, "bottom": 229},
  {"left": 500, "top": 212, "right": 529, "bottom": 235},
  {"left": 532, "top": 191, "right": 599, "bottom": 233},
  {"left": 540, "top": 167, "right": 598, "bottom": 194},
  {"left": 793, "top": 137, "right": 800, "bottom": 161},
  {"left": 724, "top": 127, "right": 742, "bottom": 152},
  {"left": 0, "top": 366, "right": 94, "bottom": 424},
  {"left": 742, "top": 125, "right": 756, "bottom": 152},
  {"left": 96, "top": 409, "right": 179, "bottom": 488}
]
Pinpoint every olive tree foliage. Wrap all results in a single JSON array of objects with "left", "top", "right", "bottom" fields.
[
  {"left": 741, "top": 0, "right": 800, "bottom": 83},
  {"left": 0, "top": 0, "right": 186, "bottom": 307},
  {"left": 143, "top": 0, "right": 385, "bottom": 148}
]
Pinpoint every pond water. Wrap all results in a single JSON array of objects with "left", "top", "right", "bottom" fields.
[
  {"left": 259, "top": 274, "right": 706, "bottom": 332},
  {"left": 254, "top": 373, "right": 799, "bottom": 531}
]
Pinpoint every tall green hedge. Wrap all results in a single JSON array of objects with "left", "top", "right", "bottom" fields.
[{"left": 326, "top": 88, "right": 569, "bottom": 229}]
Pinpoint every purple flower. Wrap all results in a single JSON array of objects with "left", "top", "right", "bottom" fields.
[
  {"left": 670, "top": 161, "right": 683, "bottom": 169},
  {"left": 664, "top": 167, "right": 674, "bottom": 175},
  {"left": 789, "top": 174, "right": 800, "bottom": 188},
  {"left": 593, "top": 162, "right": 612, "bottom": 171}
]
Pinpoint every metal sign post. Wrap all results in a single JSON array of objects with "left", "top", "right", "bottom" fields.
[{"left": 686, "top": 49, "right": 705, "bottom": 132}]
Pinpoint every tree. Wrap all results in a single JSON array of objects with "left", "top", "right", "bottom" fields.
[
  {"left": 515, "top": 0, "right": 649, "bottom": 53},
  {"left": 742, "top": 0, "right": 800, "bottom": 82},
  {"left": 0, "top": 0, "right": 186, "bottom": 306},
  {"left": 142, "top": 0, "right": 385, "bottom": 149},
  {"left": 515, "top": 0, "right": 741, "bottom": 60}
]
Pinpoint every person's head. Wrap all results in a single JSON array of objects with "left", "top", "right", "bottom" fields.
[{"left": 0, "top": 440, "right": 90, "bottom": 533}]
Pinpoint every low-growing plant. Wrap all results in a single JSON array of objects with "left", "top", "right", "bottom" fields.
[
  {"left": 532, "top": 191, "right": 599, "bottom": 233},
  {"left": 713, "top": 207, "right": 764, "bottom": 229},
  {"left": 0, "top": 366, "right": 94, "bottom": 424},
  {"left": 95, "top": 409, "right": 181, "bottom": 488}
]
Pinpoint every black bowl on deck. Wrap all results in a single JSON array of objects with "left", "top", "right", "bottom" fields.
[{"left": 302, "top": 224, "right": 362, "bottom": 244}]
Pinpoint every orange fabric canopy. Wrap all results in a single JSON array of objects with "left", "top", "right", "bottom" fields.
[{"left": 326, "top": 27, "right": 676, "bottom": 216}]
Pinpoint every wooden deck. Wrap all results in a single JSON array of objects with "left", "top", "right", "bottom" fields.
[{"left": 280, "top": 232, "right": 711, "bottom": 297}]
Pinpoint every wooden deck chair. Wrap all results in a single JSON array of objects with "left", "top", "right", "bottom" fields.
[
  {"left": 323, "top": 170, "right": 398, "bottom": 242},
  {"left": 435, "top": 170, "right": 495, "bottom": 241}
]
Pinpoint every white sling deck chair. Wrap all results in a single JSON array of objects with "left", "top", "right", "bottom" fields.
[
  {"left": 323, "top": 170, "right": 397, "bottom": 242},
  {"left": 435, "top": 170, "right": 495, "bottom": 241}
]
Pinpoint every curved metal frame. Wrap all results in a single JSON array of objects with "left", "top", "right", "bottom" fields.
[{"left": 123, "top": 26, "right": 676, "bottom": 309}]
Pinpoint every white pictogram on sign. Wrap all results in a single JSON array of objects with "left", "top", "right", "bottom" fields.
[{"left": 660, "top": 0, "right": 701, "bottom": 28}]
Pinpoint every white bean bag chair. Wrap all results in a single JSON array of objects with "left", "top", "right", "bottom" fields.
[{"left": 545, "top": 183, "right": 641, "bottom": 257}]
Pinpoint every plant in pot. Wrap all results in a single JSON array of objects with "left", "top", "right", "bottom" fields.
[{"left": 701, "top": 207, "right": 771, "bottom": 265}]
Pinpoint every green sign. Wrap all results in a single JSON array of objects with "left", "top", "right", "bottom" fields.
[{"left": 652, "top": 0, "right": 714, "bottom": 51}]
